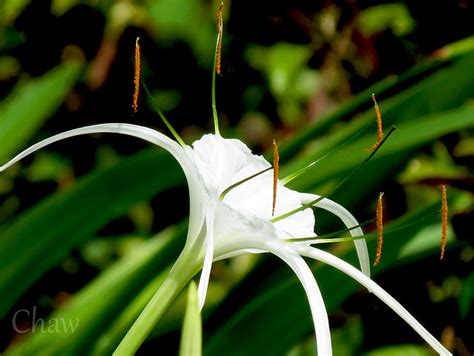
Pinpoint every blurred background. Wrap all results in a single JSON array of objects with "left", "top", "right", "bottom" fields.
[{"left": 0, "top": 0, "right": 473, "bottom": 355}]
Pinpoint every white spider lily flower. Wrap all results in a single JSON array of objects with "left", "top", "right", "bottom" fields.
[{"left": 0, "top": 123, "right": 450, "bottom": 356}]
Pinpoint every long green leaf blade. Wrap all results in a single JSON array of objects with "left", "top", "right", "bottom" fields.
[
  {"left": 0, "top": 148, "right": 185, "bottom": 317},
  {"left": 179, "top": 281, "right": 202, "bottom": 356},
  {"left": 0, "top": 61, "right": 81, "bottom": 162}
]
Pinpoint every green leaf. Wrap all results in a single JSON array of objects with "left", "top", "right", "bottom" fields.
[
  {"left": 179, "top": 281, "right": 202, "bottom": 356},
  {"left": 363, "top": 344, "right": 433, "bottom": 356},
  {"left": 1, "top": 0, "right": 30, "bottom": 24},
  {"left": 0, "top": 148, "right": 185, "bottom": 318},
  {"left": 4, "top": 225, "right": 186, "bottom": 355},
  {"left": 357, "top": 3, "right": 416, "bottom": 36},
  {"left": 0, "top": 61, "right": 81, "bottom": 162},
  {"left": 280, "top": 50, "right": 474, "bottom": 160},
  {"left": 435, "top": 35, "right": 474, "bottom": 58},
  {"left": 90, "top": 245, "right": 257, "bottom": 355},
  {"left": 285, "top": 102, "right": 474, "bottom": 208},
  {"left": 146, "top": 0, "right": 215, "bottom": 65},
  {"left": 246, "top": 43, "right": 311, "bottom": 99},
  {"left": 454, "top": 136, "right": 474, "bottom": 157},
  {"left": 459, "top": 272, "right": 474, "bottom": 319}
]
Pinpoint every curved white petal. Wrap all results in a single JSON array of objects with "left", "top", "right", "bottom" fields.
[
  {"left": 191, "top": 134, "right": 316, "bottom": 240},
  {"left": 300, "top": 193, "right": 370, "bottom": 278},
  {"left": 213, "top": 248, "right": 265, "bottom": 260},
  {"left": 210, "top": 201, "right": 332, "bottom": 354},
  {"left": 0, "top": 123, "right": 205, "bottom": 241},
  {"left": 296, "top": 245, "right": 451, "bottom": 356},
  {"left": 190, "top": 134, "right": 270, "bottom": 196},
  {"left": 197, "top": 207, "right": 215, "bottom": 310},
  {"left": 264, "top": 241, "right": 332, "bottom": 356}
]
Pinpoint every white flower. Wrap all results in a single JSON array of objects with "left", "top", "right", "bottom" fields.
[{"left": 0, "top": 123, "right": 451, "bottom": 355}]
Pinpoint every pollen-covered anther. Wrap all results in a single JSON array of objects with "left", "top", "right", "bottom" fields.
[
  {"left": 272, "top": 139, "right": 279, "bottom": 216},
  {"left": 440, "top": 185, "right": 448, "bottom": 260},
  {"left": 367, "top": 93, "right": 384, "bottom": 151},
  {"left": 373, "top": 192, "right": 384, "bottom": 267},
  {"left": 132, "top": 37, "right": 141, "bottom": 113},
  {"left": 215, "top": 2, "right": 224, "bottom": 75}
]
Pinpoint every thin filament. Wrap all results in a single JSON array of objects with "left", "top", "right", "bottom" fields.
[
  {"left": 272, "top": 139, "right": 279, "bottom": 216},
  {"left": 272, "top": 126, "right": 396, "bottom": 223},
  {"left": 142, "top": 82, "right": 185, "bottom": 146},
  {"left": 440, "top": 185, "right": 448, "bottom": 260},
  {"left": 286, "top": 217, "right": 375, "bottom": 243},
  {"left": 132, "top": 37, "right": 141, "bottom": 113},
  {"left": 374, "top": 192, "right": 384, "bottom": 267},
  {"left": 211, "top": 2, "right": 224, "bottom": 136},
  {"left": 367, "top": 93, "right": 383, "bottom": 151},
  {"left": 281, "top": 123, "right": 367, "bottom": 185},
  {"left": 220, "top": 167, "right": 273, "bottom": 200}
]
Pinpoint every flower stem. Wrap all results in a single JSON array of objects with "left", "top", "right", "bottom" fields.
[
  {"left": 114, "top": 249, "right": 199, "bottom": 355},
  {"left": 212, "top": 34, "right": 221, "bottom": 137},
  {"left": 142, "top": 82, "right": 186, "bottom": 146},
  {"left": 212, "top": 3, "right": 224, "bottom": 136}
]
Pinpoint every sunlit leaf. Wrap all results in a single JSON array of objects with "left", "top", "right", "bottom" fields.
[
  {"left": 357, "top": 3, "right": 416, "bottom": 36},
  {"left": 0, "top": 61, "right": 81, "bottom": 163},
  {"left": 363, "top": 344, "right": 433, "bottom": 356},
  {"left": 4, "top": 225, "right": 185, "bottom": 355},
  {"left": 179, "top": 281, "right": 202, "bottom": 356},
  {"left": 0, "top": 149, "right": 185, "bottom": 318}
]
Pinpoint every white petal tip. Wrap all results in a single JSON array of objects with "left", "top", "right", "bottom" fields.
[{"left": 197, "top": 285, "right": 206, "bottom": 311}]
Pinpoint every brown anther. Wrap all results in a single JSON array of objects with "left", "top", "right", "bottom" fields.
[
  {"left": 272, "top": 139, "right": 280, "bottom": 216},
  {"left": 440, "top": 185, "right": 448, "bottom": 260},
  {"left": 373, "top": 192, "right": 384, "bottom": 267},
  {"left": 367, "top": 93, "right": 384, "bottom": 151},
  {"left": 132, "top": 37, "right": 141, "bottom": 113},
  {"left": 216, "top": 2, "right": 224, "bottom": 75}
]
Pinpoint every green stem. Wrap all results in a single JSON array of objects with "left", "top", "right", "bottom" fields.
[
  {"left": 220, "top": 167, "right": 272, "bottom": 200},
  {"left": 212, "top": 33, "right": 221, "bottom": 136},
  {"left": 114, "top": 249, "right": 198, "bottom": 355},
  {"left": 142, "top": 82, "right": 186, "bottom": 146}
]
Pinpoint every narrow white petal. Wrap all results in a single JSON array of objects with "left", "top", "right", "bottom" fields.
[
  {"left": 300, "top": 193, "right": 370, "bottom": 278},
  {"left": 0, "top": 123, "right": 205, "bottom": 240},
  {"left": 213, "top": 248, "right": 265, "bottom": 260},
  {"left": 297, "top": 245, "right": 452, "bottom": 356},
  {"left": 197, "top": 208, "right": 215, "bottom": 310},
  {"left": 264, "top": 241, "right": 332, "bottom": 356}
]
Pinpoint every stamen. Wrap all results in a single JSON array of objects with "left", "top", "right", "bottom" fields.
[
  {"left": 132, "top": 37, "right": 141, "bottom": 113},
  {"left": 272, "top": 126, "right": 396, "bottom": 223},
  {"left": 211, "top": 2, "right": 224, "bottom": 136},
  {"left": 216, "top": 2, "right": 224, "bottom": 76},
  {"left": 285, "top": 218, "right": 375, "bottom": 243},
  {"left": 440, "top": 185, "right": 448, "bottom": 260},
  {"left": 367, "top": 93, "right": 384, "bottom": 151},
  {"left": 220, "top": 167, "right": 273, "bottom": 200},
  {"left": 134, "top": 39, "right": 184, "bottom": 145},
  {"left": 272, "top": 139, "right": 279, "bottom": 216},
  {"left": 373, "top": 192, "right": 384, "bottom": 267}
]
